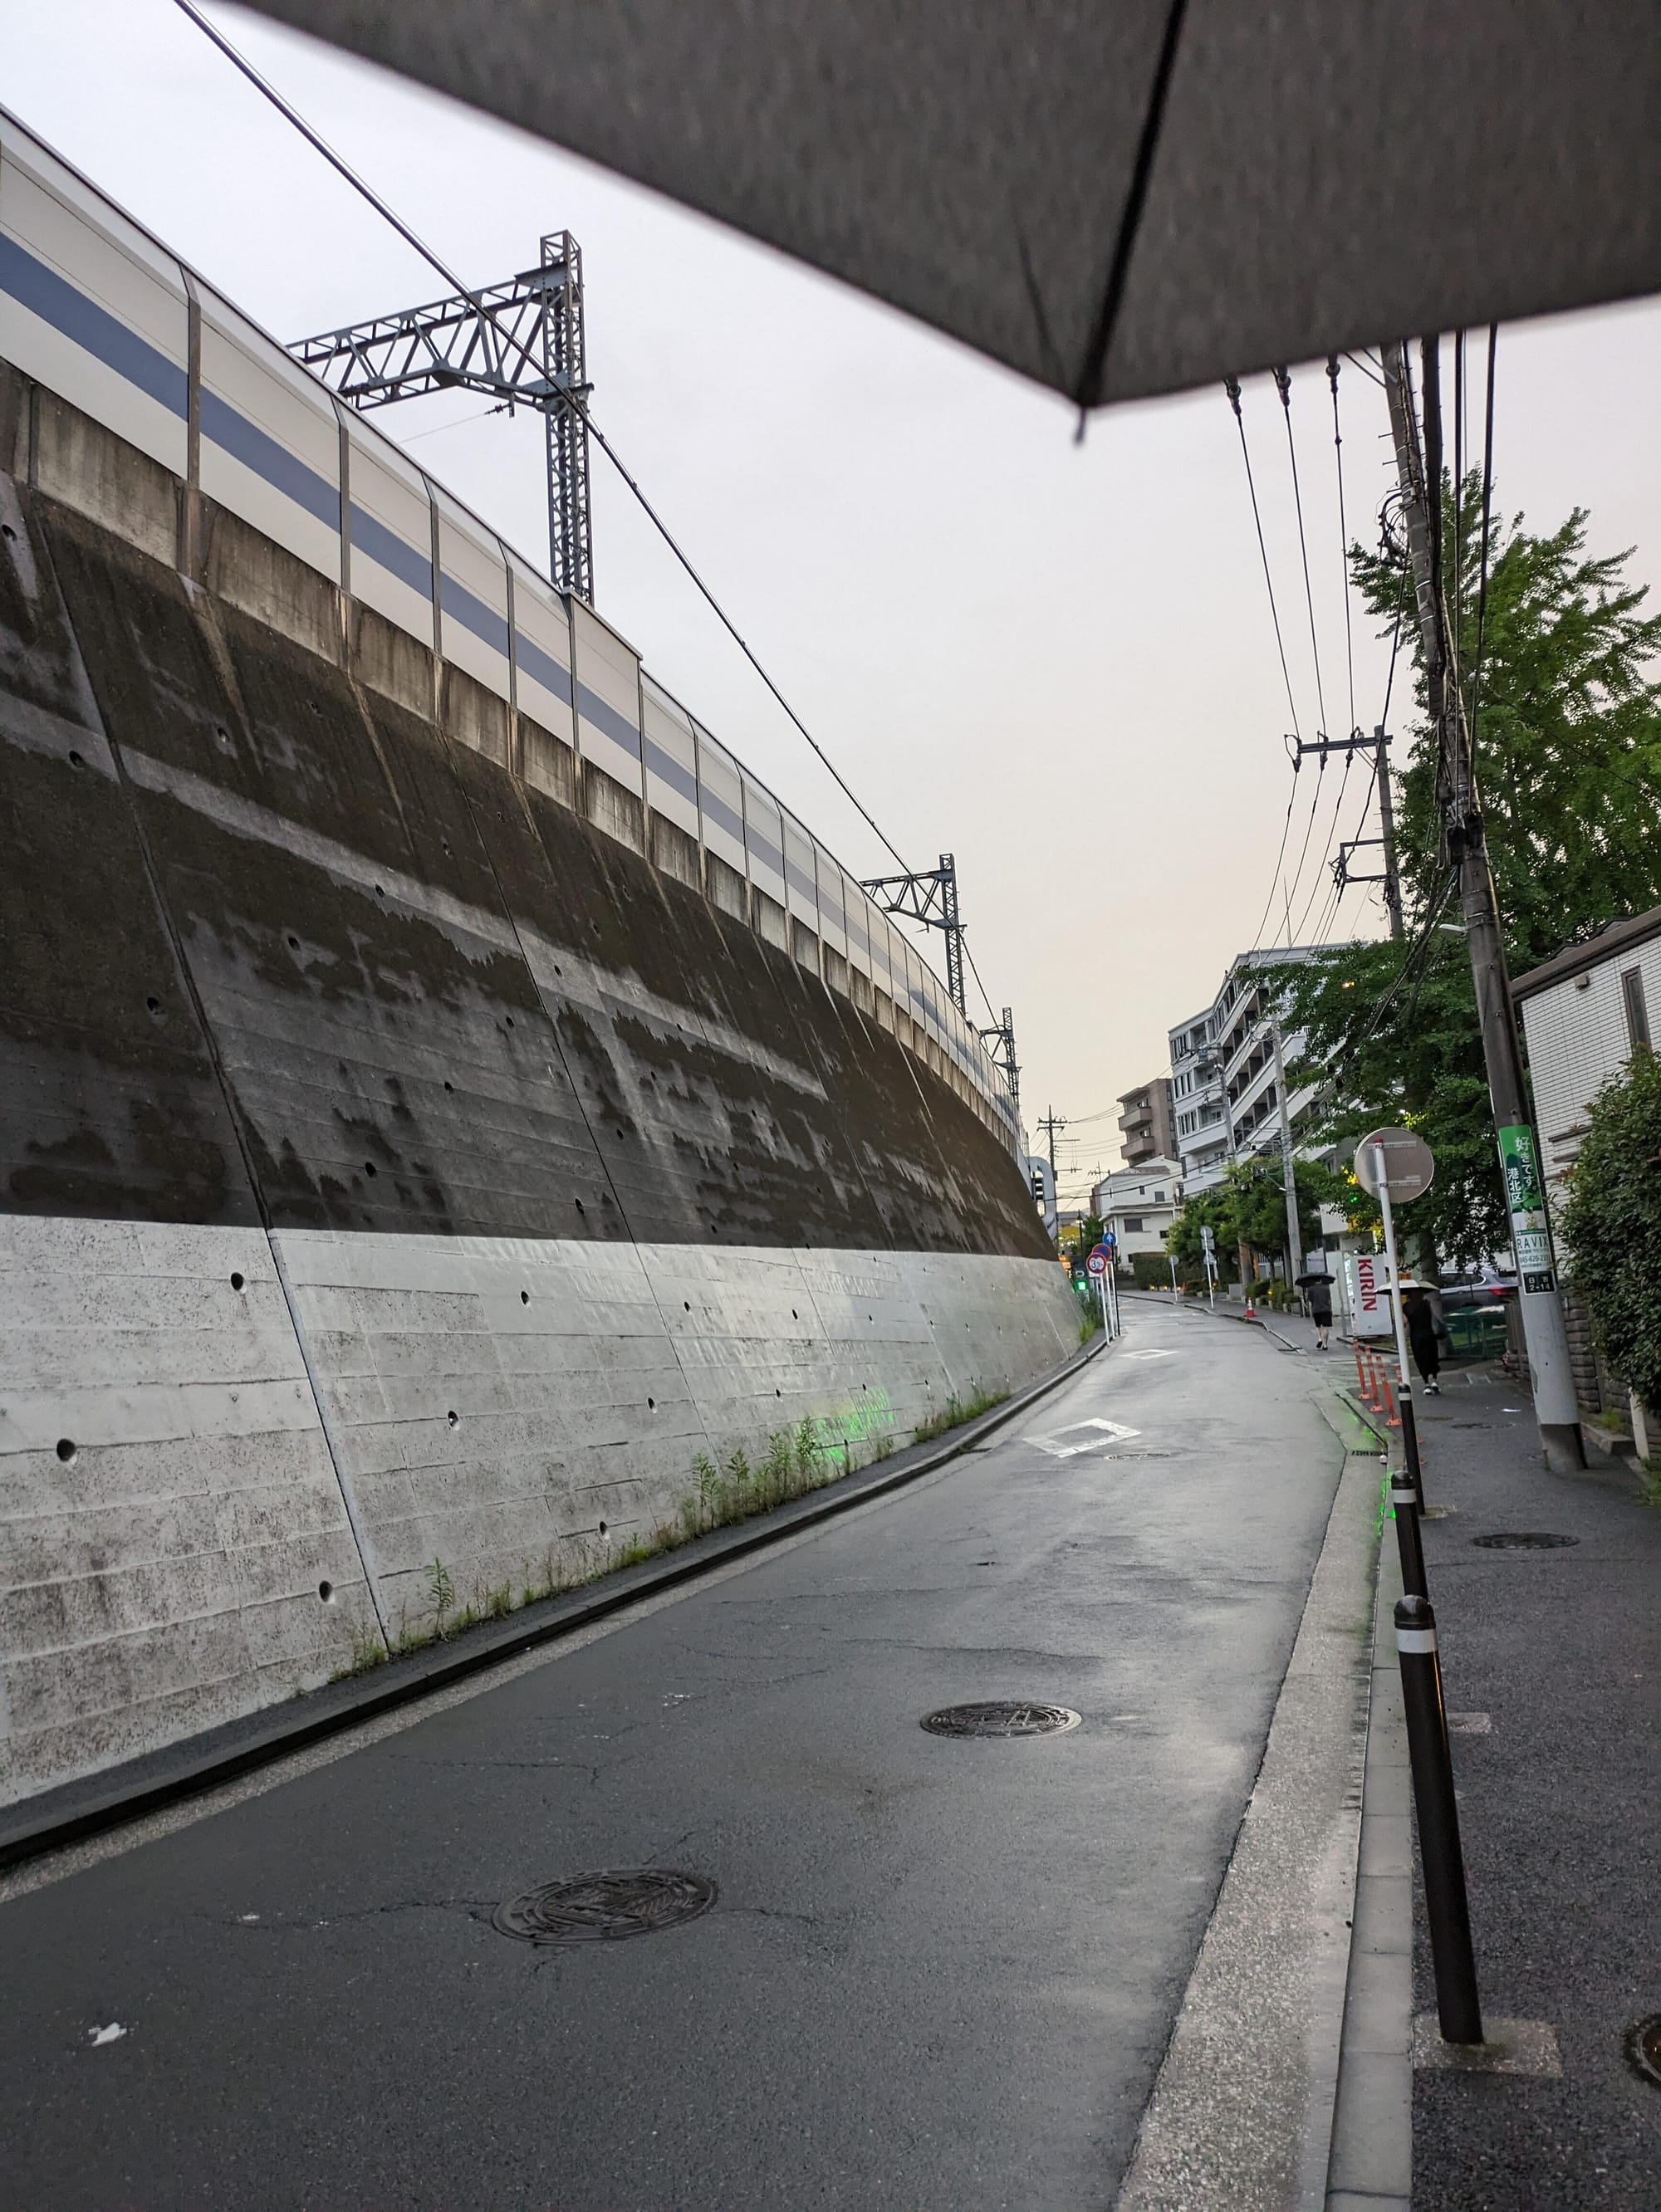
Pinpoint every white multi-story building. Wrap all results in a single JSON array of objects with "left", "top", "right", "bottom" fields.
[
  {"left": 1211, "top": 945, "right": 1346, "bottom": 1161},
  {"left": 1090, "top": 1157, "right": 1183, "bottom": 1273},
  {"left": 1169, "top": 1005, "right": 1229, "bottom": 1192},
  {"left": 1165, "top": 942, "right": 1358, "bottom": 1253}
]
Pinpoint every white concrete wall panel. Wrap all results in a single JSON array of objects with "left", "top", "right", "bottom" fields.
[
  {"left": 507, "top": 551, "right": 575, "bottom": 745},
  {"left": 742, "top": 775, "right": 787, "bottom": 908},
  {"left": 696, "top": 730, "right": 747, "bottom": 878},
  {"left": 198, "top": 299, "right": 342, "bottom": 581},
  {"left": 345, "top": 418, "right": 434, "bottom": 644},
  {"left": 0, "top": 125, "right": 189, "bottom": 475},
  {"left": 571, "top": 599, "right": 644, "bottom": 796},
  {"left": 782, "top": 814, "right": 818, "bottom": 931},
  {"left": 0, "top": 1216, "right": 375, "bottom": 1807},
  {"left": 432, "top": 487, "right": 511, "bottom": 702},
  {"left": 815, "top": 844, "right": 850, "bottom": 961},
  {"left": 641, "top": 676, "right": 700, "bottom": 839}
]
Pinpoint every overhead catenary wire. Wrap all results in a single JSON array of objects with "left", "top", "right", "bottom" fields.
[{"left": 170, "top": 0, "right": 915, "bottom": 878}]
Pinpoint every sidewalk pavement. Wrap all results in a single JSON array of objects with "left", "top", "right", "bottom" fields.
[
  {"left": 1401, "top": 1368, "right": 1661, "bottom": 2209},
  {"left": 1159, "top": 1288, "right": 1660, "bottom": 2202}
]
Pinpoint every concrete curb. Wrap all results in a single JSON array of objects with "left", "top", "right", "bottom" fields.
[
  {"left": 1325, "top": 1503, "right": 1414, "bottom": 2210},
  {"left": 0, "top": 1324, "right": 1110, "bottom": 1873},
  {"left": 1115, "top": 1416, "right": 1379, "bottom": 2210}
]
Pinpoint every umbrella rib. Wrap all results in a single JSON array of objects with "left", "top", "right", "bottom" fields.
[{"left": 1072, "top": 0, "right": 1190, "bottom": 414}]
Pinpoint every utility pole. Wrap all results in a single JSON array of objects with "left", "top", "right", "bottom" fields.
[
  {"left": 1379, "top": 340, "right": 1580, "bottom": 1472},
  {"left": 1271, "top": 1020, "right": 1304, "bottom": 1286},
  {"left": 1037, "top": 1107, "right": 1067, "bottom": 1197},
  {"left": 1375, "top": 723, "right": 1404, "bottom": 940},
  {"left": 1301, "top": 727, "right": 1402, "bottom": 940}
]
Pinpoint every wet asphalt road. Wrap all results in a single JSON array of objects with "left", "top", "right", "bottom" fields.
[{"left": 2, "top": 1304, "right": 1341, "bottom": 2210}]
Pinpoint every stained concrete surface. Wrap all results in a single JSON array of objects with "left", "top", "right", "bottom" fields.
[
  {"left": 2, "top": 1305, "right": 1350, "bottom": 2210},
  {"left": 1407, "top": 1372, "right": 1661, "bottom": 2210}
]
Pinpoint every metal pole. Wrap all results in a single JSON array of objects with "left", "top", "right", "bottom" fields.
[
  {"left": 1097, "top": 1268, "right": 1110, "bottom": 1340},
  {"left": 1394, "top": 1595, "right": 1483, "bottom": 2043},
  {"left": 1379, "top": 340, "right": 1581, "bottom": 1475},
  {"left": 1374, "top": 1143, "right": 1428, "bottom": 1510},
  {"left": 1272, "top": 1020, "right": 1304, "bottom": 1287},
  {"left": 1169, "top": 1255, "right": 1178, "bottom": 1306},
  {"left": 1374, "top": 723, "right": 1404, "bottom": 940}
]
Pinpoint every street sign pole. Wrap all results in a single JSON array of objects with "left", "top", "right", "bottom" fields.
[{"left": 1373, "top": 1145, "right": 1428, "bottom": 1512}]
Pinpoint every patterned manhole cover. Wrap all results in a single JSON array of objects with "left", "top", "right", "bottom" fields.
[
  {"left": 1624, "top": 2015, "right": 1661, "bottom": 2090},
  {"left": 1471, "top": 1531, "right": 1580, "bottom": 1550},
  {"left": 920, "top": 1701, "right": 1081, "bottom": 1739},
  {"left": 493, "top": 1867, "right": 716, "bottom": 1945}
]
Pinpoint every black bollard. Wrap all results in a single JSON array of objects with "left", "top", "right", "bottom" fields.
[
  {"left": 1390, "top": 1469, "right": 1428, "bottom": 1599},
  {"left": 1399, "top": 1387, "right": 1428, "bottom": 1512},
  {"left": 1395, "top": 1594, "right": 1483, "bottom": 2045}
]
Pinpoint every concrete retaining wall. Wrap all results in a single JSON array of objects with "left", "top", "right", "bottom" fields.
[{"left": 0, "top": 414, "right": 1075, "bottom": 1808}]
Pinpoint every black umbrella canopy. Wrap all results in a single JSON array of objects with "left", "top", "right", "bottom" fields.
[{"left": 246, "top": 1, "right": 1660, "bottom": 407}]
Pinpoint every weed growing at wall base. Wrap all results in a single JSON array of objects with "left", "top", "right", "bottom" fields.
[
  {"left": 912, "top": 1384, "right": 1010, "bottom": 1445},
  {"left": 326, "top": 1387, "right": 1007, "bottom": 1683}
]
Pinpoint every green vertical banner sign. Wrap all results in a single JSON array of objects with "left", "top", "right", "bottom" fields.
[{"left": 1497, "top": 1123, "right": 1556, "bottom": 1294}]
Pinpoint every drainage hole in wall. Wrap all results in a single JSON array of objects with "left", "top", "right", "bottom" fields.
[
  {"left": 447, "top": 1410, "right": 459, "bottom": 1428},
  {"left": 791, "top": 1309, "right": 798, "bottom": 1320},
  {"left": 648, "top": 1397, "right": 655, "bottom": 1410},
  {"left": 521, "top": 1290, "right": 530, "bottom": 1304},
  {"left": 0, "top": 521, "right": 14, "bottom": 541},
  {"left": 68, "top": 750, "right": 85, "bottom": 769},
  {"left": 364, "top": 1161, "right": 377, "bottom": 1177},
  {"left": 317, "top": 1580, "right": 334, "bottom": 1603},
  {"left": 775, "top": 1387, "right": 782, "bottom": 1397},
  {"left": 214, "top": 723, "right": 231, "bottom": 750},
  {"left": 598, "top": 1520, "right": 609, "bottom": 1539},
  {"left": 375, "top": 883, "right": 385, "bottom": 899},
  {"left": 575, "top": 1197, "right": 586, "bottom": 1214},
  {"left": 287, "top": 933, "right": 300, "bottom": 951},
  {"left": 230, "top": 1271, "right": 245, "bottom": 1292},
  {"left": 443, "top": 1079, "right": 453, "bottom": 1092},
  {"left": 684, "top": 1299, "right": 691, "bottom": 1312},
  {"left": 145, "top": 996, "right": 161, "bottom": 1016},
  {"left": 505, "top": 1015, "right": 515, "bottom": 1029},
  {"left": 56, "top": 1437, "right": 76, "bottom": 1464}
]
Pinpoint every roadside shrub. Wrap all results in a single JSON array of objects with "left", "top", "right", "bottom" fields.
[{"left": 1559, "top": 1047, "right": 1661, "bottom": 1414}]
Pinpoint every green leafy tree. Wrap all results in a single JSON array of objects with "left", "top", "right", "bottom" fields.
[
  {"left": 1557, "top": 1050, "right": 1661, "bottom": 1413},
  {"left": 1169, "top": 1158, "right": 1353, "bottom": 1278},
  {"left": 1281, "top": 482, "right": 1661, "bottom": 1265}
]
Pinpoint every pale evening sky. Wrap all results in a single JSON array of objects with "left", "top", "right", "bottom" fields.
[{"left": 8, "top": 2, "right": 1659, "bottom": 1206}]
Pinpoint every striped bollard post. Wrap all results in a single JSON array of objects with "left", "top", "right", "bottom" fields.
[
  {"left": 1395, "top": 1595, "right": 1483, "bottom": 2045},
  {"left": 1389, "top": 1466, "right": 1428, "bottom": 1599}
]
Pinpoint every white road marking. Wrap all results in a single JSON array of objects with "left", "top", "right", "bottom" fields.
[
  {"left": 1124, "top": 1349, "right": 1179, "bottom": 1361},
  {"left": 1027, "top": 1417, "right": 1142, "bottom": 1459},
  {"left": 87, "top": 2024, "right": 127, "bottom": 2046}
]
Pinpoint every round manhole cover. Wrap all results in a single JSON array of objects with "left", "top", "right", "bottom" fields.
[
  {"left": 920, "top": 1701, "right": 1081, "bottom": 1739},
  {"left": 493, "top": 1867, "right": 716, "bottom": 1945},
  {"left": 1471, "top": 1531, "right": 1580, "bottom": 1549},
  {"left": 1625, "top": 2015, "right": 1661, "bottom": 2090}
]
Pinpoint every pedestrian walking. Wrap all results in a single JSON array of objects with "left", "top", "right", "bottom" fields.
[
  {"left": 1402, "top": 1283, "right": 1444, "bottom": 1393},
  {"left": 1296, "top": 1265, "right": 1335, "bottom": 1350}
]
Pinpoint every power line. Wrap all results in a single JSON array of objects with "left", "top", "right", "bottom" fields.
[
  {"left": 1273, "top": 365, "right": 1330, "bottom": 739},
  {"left": 1226, "top": 378, "right": 1302, "bottom": 741},
  {"left": 1327, "top": 356, "right": 1357, "bottom": 736},
  {"left": 1468, "top": 325, "right": 1500, "bottom": 760},
  {"left": 171, "top": 0, "right": 914, "bottom": 876}
]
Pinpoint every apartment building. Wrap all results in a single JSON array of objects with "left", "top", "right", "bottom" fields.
[
  {"left": 1118, "top": 1076, "right": 1175, "bottom": 1167},
  {"left": 1169, "top": 1005, "right": 1230, "bottom": 1192},
  {"left": 1090, "top": 1157, "right": 1183, "bottom": 1271}
]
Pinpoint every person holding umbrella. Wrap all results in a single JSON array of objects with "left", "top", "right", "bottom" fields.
[
  {"left": 1401, "top": 1282, "right": 1445, "bottom": 1394},
  {"left": 1296, "top": 1261, "right": 1335, "bottom": 1350}
]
